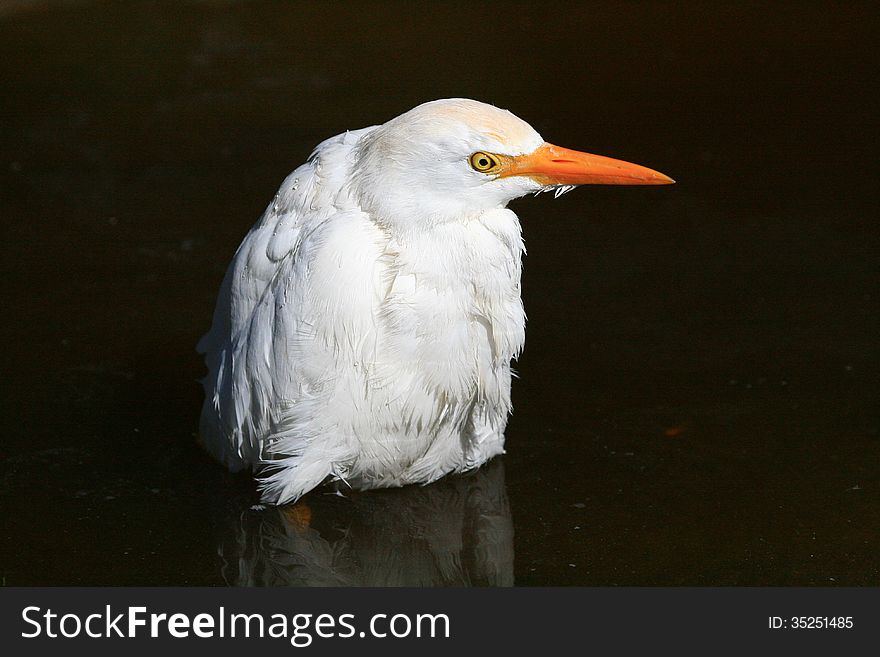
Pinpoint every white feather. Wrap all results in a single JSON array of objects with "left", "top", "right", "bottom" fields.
[{"left": 198, "top": 99, "right": 556, "bottom": 504}]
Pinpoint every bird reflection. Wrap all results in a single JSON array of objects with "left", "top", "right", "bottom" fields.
[{"left": 219, "top": 460, "right": 513, "bottom": 586}]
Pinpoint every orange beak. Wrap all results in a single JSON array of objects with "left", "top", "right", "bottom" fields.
[{"left": 499, "top": 142, "right": 674, "bottom": 186}]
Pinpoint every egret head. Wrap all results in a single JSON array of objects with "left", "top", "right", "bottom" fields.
[{"left": 349, "top": 98, "right": 673, "bottom": 233}]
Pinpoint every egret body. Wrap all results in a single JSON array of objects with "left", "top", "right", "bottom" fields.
[{"left": 198, "top": 98, "right": 673, "bottom": 504}]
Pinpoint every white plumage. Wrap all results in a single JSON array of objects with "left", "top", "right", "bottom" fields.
[{"left": 198, "top": 98, "right": 672, "bottom": 505}]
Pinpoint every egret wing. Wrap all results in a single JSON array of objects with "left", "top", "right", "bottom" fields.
[{"left": 197, "top": 127, "right": 376, "bottom": 473}]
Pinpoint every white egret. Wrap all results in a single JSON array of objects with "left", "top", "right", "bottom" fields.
[{"left": 198, "top": 98, "right": 673, "bottom": 504}]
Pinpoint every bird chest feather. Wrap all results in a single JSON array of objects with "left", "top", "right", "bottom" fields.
[{"left": 376, "top": 208, "right": 526, "bottom": 407}]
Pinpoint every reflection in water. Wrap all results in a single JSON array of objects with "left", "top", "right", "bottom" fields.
[{"left": 219, "top": 461, "right": 513, "bottom": 586}]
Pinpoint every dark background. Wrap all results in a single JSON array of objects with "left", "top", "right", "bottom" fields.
[{"left": 0, "top": 0, "right": 877, "bottom": 585}]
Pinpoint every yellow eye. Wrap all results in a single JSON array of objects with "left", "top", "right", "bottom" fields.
[{"left": 469, "top": 151, "right": 501, "bottom": 173}]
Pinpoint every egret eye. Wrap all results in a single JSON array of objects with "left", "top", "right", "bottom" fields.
[{"left": 469, "top": 151, "right": 501, "bottom": 174}]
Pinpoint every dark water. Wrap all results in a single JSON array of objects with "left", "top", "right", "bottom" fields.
[{"left": 1, "top": 1, "right": 877, "bottom": 585}]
